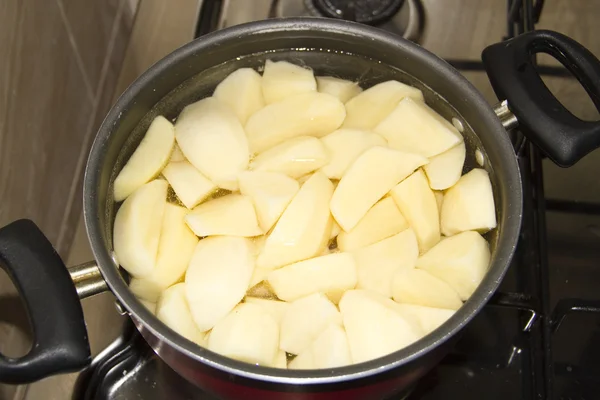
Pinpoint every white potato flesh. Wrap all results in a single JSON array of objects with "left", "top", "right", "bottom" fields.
[
  {"left": 331, "top": 146, "right": 428, "bottom": 232},
  {"left": 275, "top": 350, "right": 288, "bottom": 369},
  {"left": 434, "top": 191, "right": 444, "bottom": 215},
  {"left": 391, "top": 169, "right": 440, "bottom": 253},
  {"left": 262, "top": 60, "right": 317, "bottom": 104},
  {"left": 185, "top": 236, "right": 255, "bottom": 331},
  {"left": 245, "top": 92, "right": 346, "bottom": 154},
  {"left": 337, "top": 197, "right": 409, "bottom": 251},
  {"left": 374, "top": 98, "right": 463, "bottom": 158},
  {"left": 170, "top": 143, "right": 186, "bottom": 162},
  {"left": 354, "top": 229, "right": 419, "bottom": 298},
  {"left": 213, "top": 68, "right": 264, "bottom": 124},
  {"left": 343, "top": 80, "right": 424, "bottom": 130},
  {"left": 423, "top": 141, "right": 466, "bottom": 190},
  {"left": 175, "top": 97, "right": 249, "bottom": 190},
  {"left": 114, "top": 116, "right": 175, "bottom": 202},
  {"left": 257, "top": 172, "right": 334, "bottom": 270},
  {"left": 208, "top": 303, "right": 279, "bottom": 366},
  {"left": 250, "top": 136, "right": 329, "bottom": 179},
  {"left": 289, "top": 323, "right": 352, "bottom": 369},
  {"left": 156, "top": 283, "right": 206, "bottom": 345},
  {"left": 394, "top": 304, "right": 455, "bottom": 334},
  {"left": 248, "top": 266, "right": 270, "bottom": 289},
  {"left": 440, "top": 168, "right": 497, "bottom": 236},
  {"left": 244, "top": 297, "right": 289, "bottom": 325},
  {"left": 316, "top": 76, "right": 363, "bottom": 103},
  {"left": 416, "top": 231, "right": 490, "bottom": 300},
  {"left": 128, "top": 203, "right": 199, "bottom": 301},
  {"left": 162, "top": 161, "right": 217, "bottom": 209},
  {"left": 238, "top": 171, "right": 300, "bottom": 232},
  {"left": 330, "top": 220, "right": 341, "bottom": 239},
  {"left": 113, "top": 179, "right": 168, "bottom": 278},
  {"left": 392, "top": 268, "right": 463, "bottom": 310},
  {"left": 280, "top": 293, "right": 342, "bottom": 355},
  {"left": 339, "top": 290, "right": 424, "bottom": 364},
  {"left": 320, "top": 129, "right": 387, "bottom": 179},
  {"left": 185, "top": 194, "right": 262, "bottom": 237},
  {"left": 267, "top": 252, "right": 357, "bottom": 303}
]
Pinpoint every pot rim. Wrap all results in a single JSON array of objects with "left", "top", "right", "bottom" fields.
[{"left": 84, "top": 17, "right": 523, "bottom": 385}]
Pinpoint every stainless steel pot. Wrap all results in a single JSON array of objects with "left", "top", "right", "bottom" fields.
[{"left": 2, "top": 18, "right": 600, "bottom": 400}]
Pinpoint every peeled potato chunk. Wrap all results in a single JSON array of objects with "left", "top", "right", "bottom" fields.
[
  {"left": 391, "top": 169, "right": 440, "bottom": 253},
  {"left": 374, "top": 98, "right": 463, "bottom": 158},
  {"left": 434, "top": 191, "right": 444, "bottom": 214},
  {"left": 289, "top": 323, "right": 352, "bottom": 369},
  {"left": 440, "top": 168, "right": 497, "bottom": 236},
  {"left": 244, "top": 297, "right": 289, "bottom": 324},
  {"left": 114, "top": 116, "right": 175, "bottom": 202},
  {"left": 267, "top": 252, "right": 357, "bottom": 303},
  {"left": 239, "top": 171, "right": 299, "bottom": 232},
  {"left": 175, "top": 97, "right": 249, "bottom": 190},
  {"left": 392, "top": 268, "right": 462, "bottom": 310},
  {"left": 416, "top": 231, "right": 490, "bottom": 300},
  {"left": 258, "top": 172, "right": 334, "bottom": 270},
  {"left": 343, "top": 80, "right": 424, "bottom": 130},
  {"left": 262, "top": 60, "right": 317, "bottom": 104},
  {"left": 275, "top": 350, "right": 288, "bottom": 369},
  {"left": 185, "top": 194, "right": 262, "bottom": 237},
  {"left": 208, "top": 303, "right": 279, "bottom": 366},
  {"left": 185, "top": 236, "right": 255, "bottom": 331},
  {"left": 245, "top": 92, "right": 346, "bottom": 154},
  {"left": 280, "top": 293, "right": 342, "bottom": 355},
  {"left": 113, "top": 179, "right": 168, "bottom": 278},
  {"left": 331, "top": 146, "right": 428, "bottom": 232},
  {"left": 170, "top": 144, "right": 186, "bottom": 162},
  {"left": 337, "top": 197, "right": 409, "bottom": 251},
  {"left": 250, "top": 136, "right": 329, "bottom": 179},
  {"left": 316, "top": 76, "right": 362, "bottom": 103},
  {"left": 394, "top": 304, "right": 455, "bottom": 334},
  {"left": 128, "top": 203, "right": 199, "bottom": 301},
  {"left": 354, "top": 229, "right": 419, "bottom": 298},
  {"left": 156, "top": 283, "right": 207, "bottom": 345},
  {"left": 423, "top": 141, "right": 466, "bottom": 190},
  {"left": 321, "top": 129, "right": 387, "bottom": 179},
  {"left": 339, "top": 290, "right": 424, "bottom": 364},
  {"left": 213, "top": 68, "right": 264, "bottom": 124},
  {"left": 162, "top": 161, "right": 217, "bottom": 209}
]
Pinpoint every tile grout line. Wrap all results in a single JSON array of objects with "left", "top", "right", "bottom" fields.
[
  {"left": 54, "top": 0, "right": 95, "bottom": 104},
  {"left": 54, "top": 0, "right": 127, "bottom": 257}
]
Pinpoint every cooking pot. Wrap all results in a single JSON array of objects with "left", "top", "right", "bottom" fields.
[{"left": 2, "top": 18, "right": 600, "bottom": 400}]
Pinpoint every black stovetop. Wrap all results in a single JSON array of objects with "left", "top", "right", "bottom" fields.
[{"left": 73, "top": 1, "right": 600, "bottom": 399}]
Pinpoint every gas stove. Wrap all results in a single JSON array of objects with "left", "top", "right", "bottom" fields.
[{"left": 73, "top": 1, "right": 600, "bottom": 399}]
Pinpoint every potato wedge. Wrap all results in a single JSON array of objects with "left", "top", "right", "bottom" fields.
[
  {"left": 279, "top": 293, "right": 342, "bottom": 355},
  {"left": 250, "top": 136, "right": 329, "bottom": 179},
  {"left": 114, "top": 116, "right": 175, "bottom": 202},
  {"left": 423, "top": 141, "right": 466, "bottom": 190},
  {"left": 320, "top": 129, "right": 387, "bottom": 179},
  {"left": 374, "top": 98, "right": 463, "bottom": 158},
  {"left": 262, "top": 60, "right": 317, "bottom": 104},
  {"left": 244, "top": 297, "right": 289, "bottom": 325},
  {"left": 208, "top": 303, "right": 279, "bottom": 366},
  {"left": 289, "top": 323, "right": 352, "bottom": 369},
  {"left": 392, "top": 268, "right": 463, "bottom": 310},
  {"left": 354, "top": 229, "right": 419, "bottom": 298},
  {"left": 245, "top": 92, "right": 345, "bottom": 153},
  {"left": 162, "top": 161, "right": 216, "bottom": 209},
  {"left": 175, "top": 97, "right": 249, "bottom": 190},
  {"left": 337, "top": 197, "right": 409, "bottom": 251},
  {"left": 213, "top": 68, "right": 264, "bottom": 123},
  {"left": 267, "top": 252, "right": 357, "bottom": 303},
  {"left": 316, "top": 76, "right": 362, "bottom": 103},
  {"left": 416, "top": 231, "right": 490, "bottom": 300},
  {"left": 156, "top": 283, "right": 207, "bottom": 345},
  {"left": 185, "top": 194, "right": 262, "bottom": 237},
  {"left": 331, "top": 146, "right": 428, "bottom": 232},
  {"left": 258, "top": 172, "right": 333, "bottom": 270},
  {"left": 185, "top": 236, "right": 255, "bottom": 331},
  {"left": 440, "top": 168, "right": 497, "bottom": 236},
  {"left": 113, "top": 180, "right": 168, "bottom": 278},
  {"left": 394, "top": 303, "right": 455, "bottom": 334},
  {"left": 391, "top": 169, "right": 440, "bottom": 253},
  {"left": 343, "top": 80, "right": 424, "bottom": 130}
]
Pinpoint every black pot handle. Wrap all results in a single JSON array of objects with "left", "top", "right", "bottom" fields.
[
  {"left": 0, "top": 219, "right": 90, "bottom": 384},
  {"left": 482, "top": 29, "right": 600, "bottom": 167}
]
